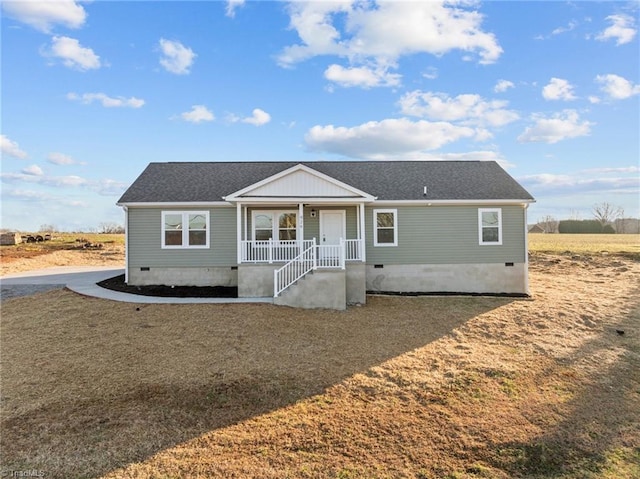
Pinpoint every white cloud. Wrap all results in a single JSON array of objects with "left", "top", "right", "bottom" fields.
[
  {"left": 158, "top": 38, "right": 196, "bottom": 75},
  {"left": 44, "top": 36, "right": 101, "bottom": 71},
  {"left": 1, "top": 172, "right": 127, "bottom": 196},
  {"left": 519, "top": 173, "right": 639, "bottom": 196},
  {"left": 542, "top": 78, "right": 577, "bottom": 101},
  {"left": 1, "top": 0, "right": 86, "bottom": 33},
  {"left": 596, "top": 14, "right": 637, "bottom": 46},
  {"left": 494, "top": 79, "right": 514, "bottom": 93},
  {"left": 226, "top": 0, "right": 245, "bottom": 18},
  {"left": 67, "top": 92, "right": 145, "bottom": 108},
  {"left": 241, "top": 108, "right": 271, "bottom": 126},
  {"left": 1, "top": 135, "right": 28, "bottom": 159},
  {"left": 278, "top": 1, "right": 502, "bottom": 87},
  {"left": 179, "top": 105, "right": 214, "bottom": 123},
  {"left": 324, "top": 64, "right": 401, "bottom": 88},
  {"left": 551, "top": 20, "right": 578, "bottom": 36},
  {"left": 518, "top": 110, "right": 593, "bottom": 144},
  {"left": 588, "top": 95, "right": 601, "bottom": 104},
  {"left": 398, "top": 91, "right": 519, "bottom": 127},
  {"left": 422, "top": 67, "right": 438, "bottom": 80},
  {"left": 595, "top": 74, "right": 640, "bottom": 100},
  {"left": 304, "top": 118, "right": 476, "bottom": 159},
  {"left": 22, "top": 165, "right": 44, "bottom": 176},
  {"left": 47, "top": 152, "right": 84, "bottom": 166}
]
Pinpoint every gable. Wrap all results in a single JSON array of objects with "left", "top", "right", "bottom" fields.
[{"left": 224, "top": 164, "right": 375, "bottom": 201}]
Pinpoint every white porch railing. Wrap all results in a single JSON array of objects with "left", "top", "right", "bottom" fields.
[
  {"left": 241, "top": 239, "right": 314, "bottom": 263},
  {"left": 274, "top": 239, "right": 317, "bottom": 297},
  {"left": 274, "top": 238, "right": 362, "bottom": 297},
  {"left": 241, "top": 238, "right": 363, "bottom": 263}
]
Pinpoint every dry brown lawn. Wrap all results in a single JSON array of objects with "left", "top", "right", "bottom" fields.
[{"left": 1, "top": 237, "right": 639, "bottom": 478}]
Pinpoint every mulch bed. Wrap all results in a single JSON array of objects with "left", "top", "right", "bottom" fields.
[{"left": 97, "top": 274, "right": 238, "bottom": 298}]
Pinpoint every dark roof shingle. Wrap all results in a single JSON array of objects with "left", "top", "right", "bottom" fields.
[{"left": 117, "top": 161, "right": 534, "bottom": 203}]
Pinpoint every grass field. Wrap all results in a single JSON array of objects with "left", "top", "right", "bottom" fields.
[
  {"left": 1, "top": 250, "right": 638, "bottom": 478},
  {"left": 528, "top": 233, "right": 640, "bottom": 258}
]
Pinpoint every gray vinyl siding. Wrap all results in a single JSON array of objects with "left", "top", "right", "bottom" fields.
[
  {"left": 128, "top": 207, "right": 236, "bottom": 267},
  {"left": 365, "top": 205, "right": 526, "bottom": 265}
]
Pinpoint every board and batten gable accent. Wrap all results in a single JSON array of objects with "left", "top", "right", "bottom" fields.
[
  {"left": 364, "top": 204, "right": 526, "bottom": 265},
  {"left": 127, "top": 207, "right": 237, "bottom": 268}
]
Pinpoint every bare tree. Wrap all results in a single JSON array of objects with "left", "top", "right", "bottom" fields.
[
  {"left": 537, "top": 215, "right": 558, "bottom": 233},
  {"left": 39, "top": 224, "right": 57, "bottom": 232},
  {"left": 592, "top": 202, "right": 623, "bottom": 227},
  {"left": 98, "top": 222, "right": 125, "bottom": 234}
]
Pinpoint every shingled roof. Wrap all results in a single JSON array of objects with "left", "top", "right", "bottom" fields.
[{"left": 117, "top": 161, "right": 534, "bottom": 204}]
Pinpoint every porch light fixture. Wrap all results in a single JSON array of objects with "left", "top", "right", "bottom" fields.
[{"left": 310, "top": 209, "right": 317, "bottom": 218}]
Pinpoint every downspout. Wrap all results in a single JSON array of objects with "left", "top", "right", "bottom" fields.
[
  {"left": 236, "top": 202, "right": 242, "bottom": 265},
  {"left": 524, "top": 203, "right": 530, "bottom": 296},
  {"left": 359, "top": 203, "right": 366, "bottom": 262},
  {"left": 122, "top": 205, "right": 129, "bottom": 284}
]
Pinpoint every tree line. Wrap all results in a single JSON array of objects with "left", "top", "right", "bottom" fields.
[{"left": 535, "top": 202, "right": 639, "bottom": 234}]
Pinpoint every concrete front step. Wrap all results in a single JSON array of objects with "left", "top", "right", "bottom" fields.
[{"left": 274, "top": 268, "right": 346, "bottom": 310}]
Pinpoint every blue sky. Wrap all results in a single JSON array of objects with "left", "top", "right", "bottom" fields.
[{"left": 1, "top": 0, "right": 639, "bottom": 231}]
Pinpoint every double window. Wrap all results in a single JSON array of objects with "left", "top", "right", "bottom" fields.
[
  {"left": 478, "top": 208, "right": 502, "bottom": 245},
  {"left": 162, "top": 211, "right": 210, "bottom": 248},
  {"left": 252, "top": 210, "right": 297, "bottom": 241},
  {"left": 373, "top": 209, "right": 397, "bottom": 246}
]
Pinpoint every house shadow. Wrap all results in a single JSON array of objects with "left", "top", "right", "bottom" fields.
[
  {"left": 0, "top": 293, "right": 512, "bottom": 478},
  {"left": 480, "top": 284, "right": 640, "bottom": 477}
]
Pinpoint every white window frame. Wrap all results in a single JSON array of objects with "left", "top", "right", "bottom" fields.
[
  {"left": 251, "top": 210, "right": 297, "bottom": 242},
  {"left": 478, "top": 208, "right": 503, "bottom": 245},
  {"left": 161, "top": 211, "right": 210, "bottom": 249},
  {"left": 373, "top": 208, "right": 398, "bottom": 247}
]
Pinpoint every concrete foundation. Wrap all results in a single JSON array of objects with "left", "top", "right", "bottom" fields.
[
  {"left": 275, "top": 269, "right": 346, "bottom": 310},
  {"left": 128, "top": 267, "right": 238, "bottom": 287},
  {"left": 346, "top": 263, "right": 366, "bottom": 305},
  {"left": 238, "top": 264, "right": 278, "bottom": 297},
  {"left": 366, "top": 263, "right": 528, "bottom": 295}
]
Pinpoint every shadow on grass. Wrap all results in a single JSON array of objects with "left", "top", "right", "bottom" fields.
[
  {"left": 483, "top": 284, "right": 640, "bottom": 478},
  {"left": 0, "top": 293, "right": 511, "bottom": 479}
]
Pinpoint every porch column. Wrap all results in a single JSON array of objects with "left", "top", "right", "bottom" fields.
[
  {"left": 236, "top": 202, "right": 242, "bottom": 264},
  {"left": 298, "top": 203, "right": 304, "bottom": 251},
  {"left": 359, "top": 202, "right": 366, "bottom": 262}
]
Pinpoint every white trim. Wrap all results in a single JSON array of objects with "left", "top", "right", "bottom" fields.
[
  {"left": 359, "top": 203, "right": 366, "bottom": 261},
  {"left": 225, "top": 197, "right": 373, "bottom": 204},
  {"left": 524, "top": 203, "right": 530, "bottom": 295},
  {"left": 373, "top": 208, "right": 398, "bottom": 247},
  {"left": 223, "top": 164, "right": 376, "bottom": 202},
  {"left": 118, "top": 201, "right": 231, "bottom": 207},
  {"left": 371, "top": 199, "right": 535, "bottom": 206},
  {"left": 123, "top": 206, "right": 129, "bottom": 283},
  {"left": 237, "top": 203, "right": 242, "bottom": 264},
  {"left": 118, "top": 199, "right": 533, "bottom": 208},
  {"left": 161, "top": 211, "right": 210, "bottom": 249},
  {"left": 478, "top": 208, "right": 503, "bottom": 245}
]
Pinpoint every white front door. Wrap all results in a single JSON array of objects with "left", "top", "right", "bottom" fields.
[{"left": 319, "top": 210, "right": 345, "bottom": 257}]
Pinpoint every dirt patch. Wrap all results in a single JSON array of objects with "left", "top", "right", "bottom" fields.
[
  {"left": 1, "top": 253, "right": 638, "bottom": 478},
  {"left": 97, "top": 274, "right": 238, "bottom": 298},
  {"left": 0, "top": 235, "right": 124, "bottom": 277}
]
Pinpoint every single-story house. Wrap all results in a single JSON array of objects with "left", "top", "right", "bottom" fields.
[{"left": 117, "top": 161, "right": 535, "bottom": 309}]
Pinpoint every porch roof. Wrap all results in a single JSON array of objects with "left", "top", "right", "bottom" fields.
[{"left": 118, "top": 161, "right": 535, "bottom": 205}]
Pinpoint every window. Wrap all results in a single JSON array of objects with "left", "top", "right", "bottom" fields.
[
  {"left": 162, "top": 211, "right": 210, "bottom": 248},
  {"left": 479, "top": 208, "right": 502, "bottom": 245},
  {"left": 373, "top": 209, "right": 397, "bottom": 246},
  {"left": 252, "top": 210, "right": 297, "bottom": 241}
]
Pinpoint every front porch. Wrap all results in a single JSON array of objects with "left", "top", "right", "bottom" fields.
[{"left": 223, "top": 163, "right": 375, "bottom": 307}]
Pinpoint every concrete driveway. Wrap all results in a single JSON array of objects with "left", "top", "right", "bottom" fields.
[{"left": 0, "top": 266, "right": 124, "bottom": 300}]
